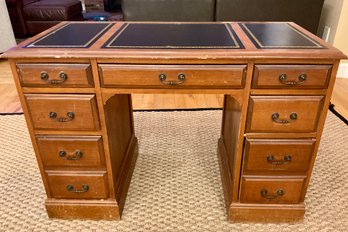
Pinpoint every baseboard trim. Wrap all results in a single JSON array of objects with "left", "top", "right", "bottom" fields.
[{"left": 337, "top": 62, "right": 348, "bottom": 79}]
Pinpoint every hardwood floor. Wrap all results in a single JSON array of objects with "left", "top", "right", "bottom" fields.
[{"left": 0, "top": 59, "right": 346, "bottom": 119}]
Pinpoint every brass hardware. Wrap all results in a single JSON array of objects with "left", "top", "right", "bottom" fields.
[
  {"left": 40, "top": 71, "right": 49, "bottom": 80},
  {"left": 59, "top": 150, "right": 83, "bottom": 160},
  {"left": 290, "top": 112, "right": 298, "bottom": 120},
  {"left": 271, "top": 112, "right": 298, "bottom": 124},
  {"left": 159, "top": 73, "right": 186, "bottom": 85},
  {"left": 66, "top": 184, "right": 89, "bottom": 193},
  {"left": 40, "top": 71, "right": 68, "bottom": 84},
  {"left": 49, "top": 111, "right": 75, "bottom": 122},
  {"left": 260, "top": 189, "right": 284, "bottom": 199},
  {"left": 279, "top": 73, "right": 307, "bottom": 85},
  {"left": 266, "top": 155, "right": 292, "bottom": 165}
]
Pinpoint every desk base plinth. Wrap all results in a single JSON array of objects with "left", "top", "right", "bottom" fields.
[
  {"left": 45, "top": 199, "right": 120, "bottom": 220},
  {"left": 229, "top": 203, "right": 305, "bottom": 222}
]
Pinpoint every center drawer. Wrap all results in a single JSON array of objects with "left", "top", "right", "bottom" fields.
[
  {"left": 246, "top": 96, "right": 324, "bottom": 133},
  {"left": 98, "top": 64, "right": 247, "bottom": 88},
  {"left": 25, "top": 94, "right": 100, "bottom": 131}
]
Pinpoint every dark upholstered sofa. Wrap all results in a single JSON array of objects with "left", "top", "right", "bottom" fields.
[
  {"left": 6, "top": 0, "right": 83, "bottom": 38},
  {"left": 122, "top": 0, "right": 325, "bottom": 34}
]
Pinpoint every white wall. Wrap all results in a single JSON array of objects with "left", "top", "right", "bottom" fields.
[
  {"left": 0, "top": 1, "right": 17, "bottom": 53},
  {"left": 319, "top": 0, "right": 348, "bottom": 78}
]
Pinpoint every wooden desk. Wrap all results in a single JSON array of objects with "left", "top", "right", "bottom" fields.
[{"left": 3, "top": 22, "right": 346, "bottom": 222}]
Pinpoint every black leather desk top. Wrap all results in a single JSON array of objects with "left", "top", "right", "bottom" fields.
[
  {"left": 8, "top": 21, "right": 344, "bottom": 61},
  {"left": 102, "top": 23, "right": 244, "bottom": 49},
  {"left": 26, "top": 23, "right": 113, "bottom": 48},
  {"left": 239, "top": 22, "right": 325, "bottom": 49}
]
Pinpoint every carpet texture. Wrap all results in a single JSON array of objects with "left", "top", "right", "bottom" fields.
[{"left": 0, "top": 111, "right": 347, "bottom": 231}]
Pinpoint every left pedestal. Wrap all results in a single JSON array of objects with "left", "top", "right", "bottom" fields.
[{"left": 11, "top": 60, "right": 138, "bottom": 220}]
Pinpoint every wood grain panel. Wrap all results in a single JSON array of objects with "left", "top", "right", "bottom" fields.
[
  {"left": 17, "top": 63, "right": 94, "bottom": 87},
  {"left": 25, "top": 94, "right": 100, "bottom": 131},
  {"left": 243, "top": 138, "right": 315, "bottom": 174},
  {"left": 46, "top": 171, "right": 109, "bottom": 199},
  {"left": 99, "top": 64, "right": 246, "bottom": 88},
  {"left": 247, "top": 96, "right": 324, "bottom": 133},
  {"left": 252, "top": 65, "right": 332, "bottom": 89},
  {"left": 36, "top": 135, "right": 105, "bottom": 168},
  {"left": 240, "top": 176, "right": 305, "bottom": 204}
]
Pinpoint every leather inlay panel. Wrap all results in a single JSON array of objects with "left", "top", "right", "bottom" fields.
[
  {"left": 25, "top": 22, "right": 114, "bottom": 48},
  {"left": 239, "top": 22, "right": 324, "bottom": 49},
  {"left": 102, "top": 23, "right": 244, "bottom": 49}
]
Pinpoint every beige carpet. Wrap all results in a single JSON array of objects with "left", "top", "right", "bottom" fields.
[{"left": 0, "top": 111, "right": 347, "bottom": 231}]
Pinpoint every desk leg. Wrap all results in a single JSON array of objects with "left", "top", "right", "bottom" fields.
[
  {"left": 218, "top": 95, "right": 242, "bottom": 213},
  {"left": 103, "top": 94, "right": 139, "bottom": 218}
]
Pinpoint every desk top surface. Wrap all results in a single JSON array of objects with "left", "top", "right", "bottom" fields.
[{"left": 3, "top": 22, "right": 346, "bottom": 61}]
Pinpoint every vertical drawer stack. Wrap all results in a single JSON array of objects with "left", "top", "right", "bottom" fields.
[
  {"left": 16, "top": 63, "right": 110, "bottom": 203},
  {"left": 241, "top": 64, "right": 331, "bottom": 206}
]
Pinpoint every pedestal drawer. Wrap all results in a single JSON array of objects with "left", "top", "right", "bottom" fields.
[
  {"left": 246, "top": 96, "right": 324, "bottom": 133},
  {"left": 243, "top": 138, "right": 315, "bottom": 174},
  {"left": 99, "top": 64, "right": 247, "bottom": 88},
  {"left": 36, "top": 135, "right": 105, "bottom": 168},
  {"left": 25, "top": 94, "right": 100, "bottom": 131},
  {"left": 17, "top": 63, "right": 94, "bottom": 87},
  {"left": 252, "top": 65, "right": 332, "bottom": 89},
  {"left": 46, "top": 171, "right": 109, "bottom": 199},
  {"left": 240, "top": 176, "right": 305, "bottom": 204}
]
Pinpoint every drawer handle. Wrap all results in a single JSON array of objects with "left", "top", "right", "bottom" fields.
[
  {"left": 279, "top": 73, "right": 307, "bottom": 86},
  {"left": 267, "top": 155, "right": 292, "bottom": 165},
  {"left": 67, "top": 184, "right": 89, "bottom": 193},
  {"left": 271, "top": 112, "right": 298, "bottom": 124},
  {"left": 40, "top": 71, "right": 68, "bottom": 84},
  {"left": 260, "top": 189, "right": 284, "bottom": 199},
  {"left": 159, "top": 73, "right": 186, "bottom": 85},
  {"left": 59, "top": 150, "right": 83, "bottom": 160},
  {"left": 49, "top": 111, "right": 75, "bottom": 122}
]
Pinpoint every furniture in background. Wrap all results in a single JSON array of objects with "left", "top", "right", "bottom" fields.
[
  {"left": 3, "top": 21, "right": 346, "bottom": 222},
  {"left": 122, "top": 0, "right": 325, "bottom": 34},
  {"left": 122, "top": 0, "right": 215, "bottom": 21},
  {"left": 5, "top": 0, "right": 83, "bottom": 37},
  {"left": 104, "top": 0, "right": 122, "bottom": 12}
]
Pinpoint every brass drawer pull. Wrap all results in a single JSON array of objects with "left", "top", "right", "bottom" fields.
[
  {"left": 271, "top": 112, "right": 298, "bottom": 124},
  {"left": 279, "top": 73, "right": 307, "bottom": 85},
  {"left": 66, "top": 184, "right": 89, "bottom": 193},
  {"left": 40, "top": 71, "right": 68, "bottom": 84},
  {"left": 260, "top": 189, "right": 284, "bottom": 199},
  {"left": 49, "top": 111, "right": 75, "bottom": 122},
  {"left": 159, "top": 73, "right": 186, "bottom": 85},
  {"left": 266, "top": 155, "right": 292, "bottom": 165},
  {"left": 59, "top": 150, "right": 83, "bottom": 160}
]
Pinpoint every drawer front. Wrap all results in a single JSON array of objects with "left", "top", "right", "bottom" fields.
[
  {"left": 17, "top": 63, "right": 94, "bottom": 87},
  {"left": 25, "top": 94, "right": 100, "bottom": 131},
  {"left": 252, "top": 65, "right": 332, "bottom": 88},
  {"left": 247, "top": 96, "right": 324, "bottom": 133},
  {"left": 36, "top": 135, "right": 105, "bottom": 168},
  {"left": 243, "top": 139, "right": 315, "bottom": 174},
  {"left": 240, "top": 176, "right": 305, "bottom": 204},
  {"left": 46, "top": 172, "right": 108, "bottom": 199},
  {"left": 99, "top": 64, "right": 246, "bottom": 88}
]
